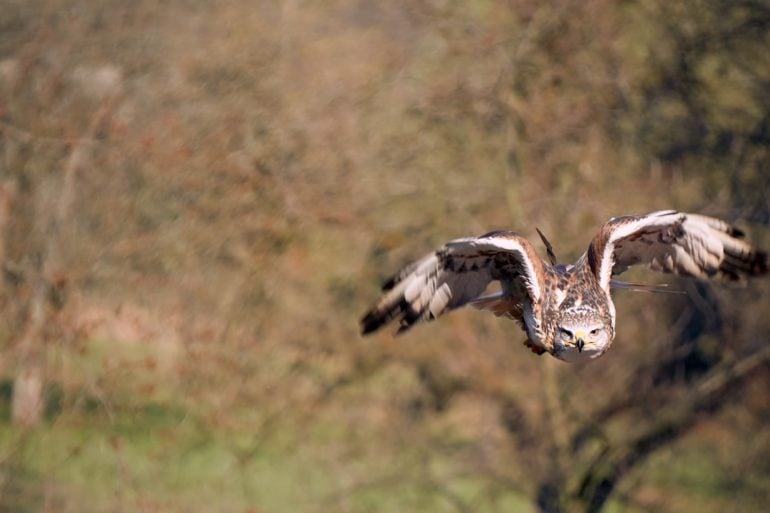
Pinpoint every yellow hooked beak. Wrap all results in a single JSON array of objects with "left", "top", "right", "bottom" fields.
[{"left": 574, "top": 330, "right": 586, "bottom": 352}]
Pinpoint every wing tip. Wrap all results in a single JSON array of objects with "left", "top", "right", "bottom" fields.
[
  {"left": 360, "top": 314, "right": 418, "bottom": 337},
  {"left": 381, "top": 275, "right": 398, "bottom": 291},
  {"left": 360, "top": 297, "right": 421, "bottom": 336},
  {"left": 729, "top": 225, "right": 746, "bottom": 239},
  {"left": 753, "top": 249, "right": 768, "bottom": 275},
  {"left": 721, "top": 247, "right": 768, "bottom": 280},
  {"left": 360, "top": 312, "right": 381, "bottom": 335}
]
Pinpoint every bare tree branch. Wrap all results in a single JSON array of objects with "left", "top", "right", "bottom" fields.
[{"left": 569, "top": 343, "right": 770, "bottom": 513}]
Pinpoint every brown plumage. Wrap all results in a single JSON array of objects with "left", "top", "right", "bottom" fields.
[{"left": 361, "top": 210, "right": 767, "bottom": 363}]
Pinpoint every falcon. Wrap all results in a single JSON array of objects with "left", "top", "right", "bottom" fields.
[{"left": 360, "top": 210, "right": 768, "bottom": 362}]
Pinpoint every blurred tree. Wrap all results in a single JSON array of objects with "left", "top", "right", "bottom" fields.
[
  {"left": 0, "top": 0, "right": 767, "bottom": 511},
  {"left": 626, "top": 0, "right": 770, "bottom": 221},
  {"left": 0, "top": 11, "right": 120, "bottom": 425}
]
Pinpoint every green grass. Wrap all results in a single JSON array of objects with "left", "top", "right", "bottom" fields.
[
  {"left": 0, "top": 404, "right": 537, "bottom": 513},
  {"left": 0, "top": 404, "right": 328, "bottom": 513},
  {"left": 4, "top": 338, "right": 764, "bottom": 513},
  {"left": 0, "top": 361, "right": 530, "bottom": 513}
]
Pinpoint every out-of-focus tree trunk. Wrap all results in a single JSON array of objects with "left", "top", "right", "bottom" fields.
[
  {"left": 9, "top": 101, "right": 113, "bottom": 428},
  {"left": 11, "top": 279, "right": 47, "bottom": 427},
  {"left": 536, "top": 358, "right": 570, "bottom": 513},
  {"left": 0, "top": 181, "right": 12, "bottom": 272},
  {"left": 0, "top": 154, "right": 19, "bottom": 389}
]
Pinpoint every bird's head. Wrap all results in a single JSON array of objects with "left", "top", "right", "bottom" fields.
[{"left": 552, "top": 311, "right": 612, "bottom": 363}]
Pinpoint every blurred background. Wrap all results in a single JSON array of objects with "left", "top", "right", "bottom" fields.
[{"left": 0, "top": 1, "right": 769, "bottom": 512}]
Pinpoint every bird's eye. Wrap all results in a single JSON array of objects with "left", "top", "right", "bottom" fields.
[
  {"left": 559, "top": 327, "right": 573, "bottom": 339},
  {"left": 590, "top": 328, "right": 600, "bottom": 336}
]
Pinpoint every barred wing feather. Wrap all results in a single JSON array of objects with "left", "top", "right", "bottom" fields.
[
  {"left": 361, "top": 232, "right": 545, "bottom": 335},
  {"left": 588, "top": 210, "right": 768, "bottom": 291}
]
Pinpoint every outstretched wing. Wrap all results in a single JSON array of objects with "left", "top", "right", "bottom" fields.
[
  {"left": 360, "top": 231, "right": 546, "bottom": 335},
  {"left": 587, "top": 210, "right": 768, "bottom": 292}
]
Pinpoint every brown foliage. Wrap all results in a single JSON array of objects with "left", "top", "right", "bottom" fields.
[{"left": 0, "top": 1, "right": 768, "bottom": 512}]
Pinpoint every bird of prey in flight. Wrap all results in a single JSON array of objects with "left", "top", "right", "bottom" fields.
[{"left": 361, "top": 211, "right": 767, "bottom": 362}]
